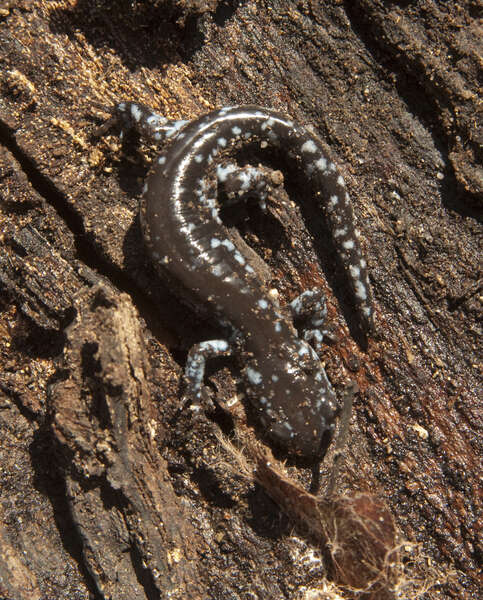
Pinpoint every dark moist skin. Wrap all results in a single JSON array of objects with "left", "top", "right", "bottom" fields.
[{"left": 99, "top": 102, "right": 374, "bottom": 460}]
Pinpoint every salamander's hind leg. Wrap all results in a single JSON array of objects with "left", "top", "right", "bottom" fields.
[
  {"left": 289, "top": 288, "right": 329, "bottom": 353},
  {"left": 217, "top": 162, "right": 283, "bottom": 212},
  {"left": 95, "top": 101, "right": 189, "bottom": 145},
  {"left": 184, "top": 339, "right": 232, "bottom": 412}
]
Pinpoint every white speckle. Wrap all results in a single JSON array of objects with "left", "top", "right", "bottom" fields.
[
  {"left": 243, "top": 131, "right": 252, "bottom": 139},
  {"left": 234, "top": 251, "right": 246, "bottom": 265},
  {"left": 142, "top": 183, "right": 148, "bottom": 194},
  {"left": 194, "top": 154, "right": 204, "bottom": 163},
  {"left": 216, "top": 163, "right": 237, "bottom": 182},
  {"left": 261, "top": 117, "right": 276, "bottom": 131},
  {"left": 246, "top": 367, "right": 263, "bottom": 385},
  {"left": 274, "top": 321, "right": 282, "bottom": 333},
  {"left": 217, "top": 137, "right": 227, "bottom": 147},
  {"left": 258, "top": 299, "right": 269, "bottom": 309},
  {"left": 301, "top": 140, "right": 317, "bottom": 153},
  {"left": 355, "top": 281, "right": 367, "bottom": 301},
  {"left": 147, "top": 114, "right": 163, "bottom": 126},
  {"left": 154, "top": 132, "right": 162, "bottom": 141},
  {"left": 329, "top": 163, "right": 336, "bottom": 172},
  {"left": 271, "top": 374, "right": 279, "bottom": 382},
  {"left": 118, "top": 102, "right": 126, "bottom": 111},
  {"left": 328, "top": 195, "right": 339, "bottom": 210},
  {"left": 237, "top": 172, "right": 250, "bottom": 190},
  {"left": 131, "top": 104, "right": 143, "bottom": 122},
  {"left": 231, "top": 126, "right": 242, "bottom": 136},
  {"left": 362, "top": 306, "right": 372, "bottom": 317},
  {"left": 165, "top": 119, "right": 188, "bottom": 138},
  {"left": 245, "top": 264, "right": 255, "bottom": 274},
  {"left": 349, "top": 265, "right": 361, "bottom": 278},
  {"left": 210, "top": 238, "right": 221, "bottom": 248},
  {"left": 337, "top": 175, "right": 346, "bottom": 186},
  {"left": 360, "top": 258, "right": 367, "bottom": 269},
  {"left": 260, "top": 140, "right": 268, "bottom": 148},
  {"left": 343, "top": 239, "right": 355, "bottom": 250},
  {"left": 158, "top": 156, "right": 166, "bottom": 165},
  {"left": 200, "top": 340, "right": 229, "bottom": 353},
  {"left": 221, "top": 239, "right": 235, "bottom": 251},
  {"left": 315, "top": 157, "right": 327, "bottom": 171},
  {"left": 334, "top": 227, "right": 348, "bottom": 238},
  {"left": 298, "top": 345, "right": 309, "bottom": 357}
]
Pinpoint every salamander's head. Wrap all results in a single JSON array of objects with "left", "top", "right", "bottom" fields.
[{"left": 243, "top": 338, "right": 338, "bottom": 459}]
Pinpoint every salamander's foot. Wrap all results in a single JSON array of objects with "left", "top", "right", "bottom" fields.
[
  {"left": 183, "top": 339, "right": 232, "bottom": 414},
  {"left": 94, "top": 101, "right": 189, "bottom": 145},
  {"left": 217, "top": 162, "right": 284, "bottom": 212},
  {"left": 289, "top": 288, "right": 329, "bottom": 353}
]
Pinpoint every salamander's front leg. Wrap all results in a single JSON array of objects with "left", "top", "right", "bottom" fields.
[
  {"left": 184, "top": 339, "right": 232, "bottom": 410},
  {"left": 217, "top": 162, "right": 283, "bottom": 212},
  {"left": 96, "top": 101, "right": 189, "bottom": 145},
  {"left": 289, "top": 288, "right": 329, "bottom": 352}
]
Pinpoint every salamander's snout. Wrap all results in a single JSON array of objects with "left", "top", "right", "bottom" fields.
[
  {"left": 245, "top": 339, "right": 339, "bottom": 460},
  {"left": 268, "top": 416, "right": 335, "bottom": 460}
]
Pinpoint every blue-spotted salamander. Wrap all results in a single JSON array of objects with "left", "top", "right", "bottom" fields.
[{"left": 99, "top": 102, "right": 374, "bottom": 459}]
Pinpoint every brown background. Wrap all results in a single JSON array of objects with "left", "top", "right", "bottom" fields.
[{"left": 0, "top": 1, "right": 481, "bottom": 599}]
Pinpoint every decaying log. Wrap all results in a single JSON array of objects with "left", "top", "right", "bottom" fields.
[{"left": 0, "top": 1, "right": 480, "bottom": 599}]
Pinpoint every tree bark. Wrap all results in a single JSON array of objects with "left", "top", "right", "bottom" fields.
[{"left": 0, "top": 1, "right": 480, "bottom": 599}]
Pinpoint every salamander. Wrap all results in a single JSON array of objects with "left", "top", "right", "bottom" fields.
[{"left": 99, "top": 101, "right": 374, "bottom": 459}]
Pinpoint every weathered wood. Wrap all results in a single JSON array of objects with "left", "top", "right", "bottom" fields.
[
  {"left": 50, "top": 283, "right": 204, "bottom": 599},
  {"left": 0, "top": 1, "right": 480, "bottom": 598}
]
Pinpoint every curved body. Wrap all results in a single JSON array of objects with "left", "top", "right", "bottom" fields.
[{"left": 113, "top": 103, "right": 373, "bottom": 458}]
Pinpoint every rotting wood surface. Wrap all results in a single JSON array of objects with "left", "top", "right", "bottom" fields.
[{"left": 0, "top": 1, "right": 481, "bottom": 599}]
